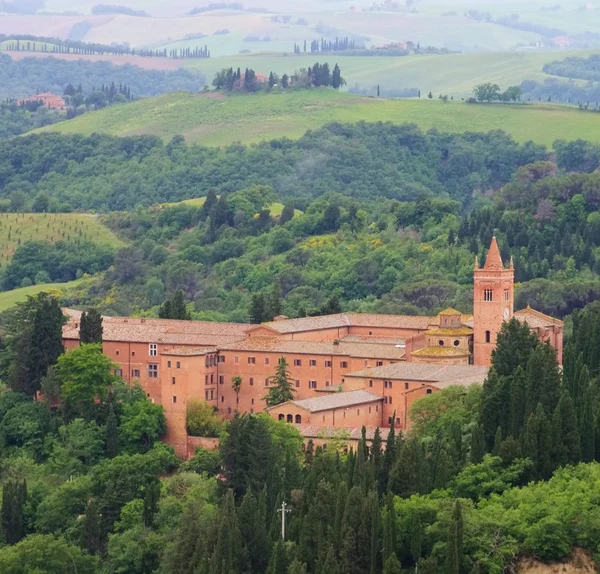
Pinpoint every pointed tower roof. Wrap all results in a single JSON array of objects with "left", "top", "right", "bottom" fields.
[{"left": 483, "top": 237, "right": 504, "bottom": 271}]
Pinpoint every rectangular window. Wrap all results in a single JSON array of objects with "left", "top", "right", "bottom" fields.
[
  {"left": 132, "top": 369, "right": 140, "bottom": 378},
  {"left": 132, "top": 351, "right": 136, "bottom": 357},
  {"left": 235, "top": 356, "right": 239, "bottom": 364},
  {"left": 369, "top": 380, "right": 373, "bottom": 388},
  {"left": 265, "top": 357, "right": 270, "bottom": 366},
  {"left": 219, "top": 355, "right": 225, "bottom": 363},
  {"left": 205, "top": 375, "right": 208, "bottom": 385},
  {"left": 294, "top": 359, "right": 302, "bottom": 367},
  {"left": 248, "top": 357, "right": 256, "bottom": 364},
  {"left": 176, "top": 361, "right": 181, "bottom": 369},
  {"left": 148, "top": 364, "right": 158, "bottom": 378},
  {"left": 219, "top": 375, "right": 224, "bottom": 385},
  {"left": 251, "top": 398, "right": 255, "bottom": 405},
  {"left": 325, "top": 381, "right": 331, "bottom": 387},
  {"left": 149, "top": 344, "right": 157, "bottom": 357},
  {"left": 376, "top": 361, "right": 383, "bottom": 367},
  {"left": 172, "top": 396, "right": 177, "bottom": 404},
  {"left": 250, "top": 378, "right": 254, "bottom": 386},
  {"left": 265, "top": 378, "right": 270, "bottom": 387},
  {"left": 389, "top": 381, "right": 393, "bottom": 389},
  {"left": 369, "top": 407, "right": 372, "bottom": 413},
  {"left": 116, "top": 350, "right": 120, "bottom": 356},
  {"left": 484, "top": 289, "right": 493, "bottom": 302},
  {"left": 405, "top": 382, "right": 409, "bottom": 390},
  {"left": 295, "top": 380, "right": 300, "bottom": 388},
  {"left": 172, "top": 377, "right": 176, "bottom": 385},
  {"left": 504, "top": 289, "right": 510, "bottom": 301},
  {"left": 309, "top": 381, "right": 317, "bottom": 389},
  {"left": 210, "top": 389, "right": 214, "bottom": 400},
  {"left": 325, "top": 360, "right": 332, "bottom": 367},
  {"left": 389, "top": 396, "right": 392, "bottom": 404},
  {"left": 340, "top": 361, "right": 348, "bottom": 368},
  {"left": 384, "top": 381, "right": 388, "bottom": 389},
  {"left": 116, "top": 369, "right": 123, "bottom": 377},
  {"left": 309, "top": 359, "right": 317, "bottom": 367},
  {"left": 205, "top": 390, "right": 209, "bottom": 400},
  {"left": 167, "top": 360, "right": 172, "bottom": 368},
  {"left": 210, "top": 374, "right": 214, "bottom": 384}
]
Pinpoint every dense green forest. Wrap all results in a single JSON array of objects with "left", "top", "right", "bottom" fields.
[
  {"left": 2, "top": 125, "right": 600, "bottom": 322},
  {"left": 0, "top": 101, "right": 64, "bottom": 139},
  {"left": 0, "top": 55, "right": 206, "bottom": 100},
  {"left": 2, "top": 293, "right": 600, "bottom": 572}
]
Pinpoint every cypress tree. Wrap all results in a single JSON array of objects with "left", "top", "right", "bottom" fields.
[
  {"left": 469, "top": 424, "right": 485, "bottom": 464},
  {"left": 554, "top": 392, "right": 581, "bottom": 466},
  {"left": 288, "top": 559, "right": 307, "bottom": 574},
  {"left": 158, "top": 290, "right": 191, "bottom": 320},
  {"left": 268, "top": 282, "right": 283, "bottom": 319},
  {"left": 81, "top": 499, "right": 102, "bottom": 555},
  {"left": 250, "top": 293, "right": 267, "bottom": 324},
  {"left": 353, "top": 427, "right": 368, "bottom": 492},
  {"left": 418, "top": 556, "right": 438, "bottom": 573},
  {"left": 383, "top": 553, "right": 402, "bottom": 574},
  {"left": 238, "top": 491, "right": 271, "bottom": 573},
  {"left": 1, "top": 479, "right": 26, "bottom": 545},
  {"left": 508, "top": 366, "right": 527, "bottom": 438},
  {"left": 340, "top": 486, "right": 370, "bottom": 574},
  {"left": 581, "top": 386, "right": 596, "bottom": 462},
  {"left": 332, "top": 482, "right": 347, "bottom": 554},
  {"left": 382, "top": 417, "right": 397, "bottom": 492},
  {"left": 211, "top": 490, "right": 247, "bottom": 574},
  {"left": 266, "top": 540, "right": 288, "bottom": 574},
  {"left": 409, "top": 518, "right": 424, "bottom": 564},
  {"left": 444, "top": 500, "right": 463, "bottom": 574},
  {"left": 525, "top": 342, "right": 561, "bottom": 417},
  {"left": 368, "top": 491, "right": 380, "bottom": 574},
  {"left": 79, "top": 308, "right": 103, "bottom": 344},
  {"left": 105, "top": 404, "right": 119, "bottom": 458},
  {"left": 381, "top": 492, "right": 397, "bottom": 564},
  {"left": 202, "top": 189, "right": 218, "bottom": 218},
  {"left": 319, "top": 546, "right": 340, "bottom": 574},
  {"left": 280, "top": 203, "right": 295, "bottom": 225},
  {"left": 491, "top": 426, "right": 503, "bottom": 457},
  {"left": 143, "top": 479, "right": 161, "bottom": 528}
]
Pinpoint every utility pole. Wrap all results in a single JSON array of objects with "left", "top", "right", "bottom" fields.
[{"left": 277, "top": 501, "right": 291, "bottom": 540}]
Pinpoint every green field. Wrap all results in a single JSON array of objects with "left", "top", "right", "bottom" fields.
[
  {"left": 0, "top": 279, "right": 85, "bottom": 312},
  {"left": 38, "top": 89, "right": 600, "bottom": 149},
  {"left": 0, "top": 213, "right": 124, "bottom": 271},
  {"left": 186, "top": 50, "right": 598, "bottom": 98}
]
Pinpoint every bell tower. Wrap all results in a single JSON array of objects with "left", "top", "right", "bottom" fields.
[{"left": 473, "top": 237, "right": 514, "bottom": 367}]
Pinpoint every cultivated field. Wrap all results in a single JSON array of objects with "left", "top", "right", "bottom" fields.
[
  {"left": 185, "top": 50, "right": 599, "bottom": 98},
  {"left": 0, "top": 213, "right": 124, "bottom": 271},
  {"left": 38, "top": 89, "right": 600, "bottom": 149},
  {"left": 0, "top": 279, "right": 86, "bottom": 312}
]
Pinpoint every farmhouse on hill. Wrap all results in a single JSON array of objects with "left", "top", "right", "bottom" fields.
[{"left": 17, "top": 92, "right": 66, "bottom": 110}]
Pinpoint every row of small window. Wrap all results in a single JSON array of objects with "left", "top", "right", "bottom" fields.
[
  {"left": 483, "top": 289, "right": 511, "bottom": 302},
  {"left": 368, "top": 380, "right": 409, "bottom": 390},
  {"left": 241, "top": 357, "right": 358, "bottom": 368}
]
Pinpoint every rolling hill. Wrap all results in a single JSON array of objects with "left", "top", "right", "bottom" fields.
[
  {"left": 0, "top": 279, "right": 86, "bottom": 312},
  {"left": 0, "top": 213, "right": 124, "bottom": 272},
  {"left": 37, "top": 89, "right": 600, "bottom": 148}
]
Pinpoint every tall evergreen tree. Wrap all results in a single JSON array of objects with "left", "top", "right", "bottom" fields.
[
  {"left": 211, "top": 490, "right": 247, "bottom": 574},
  {"left": 340, "top": 486, "right": 370, "bottom": 574},
  {"left": 267, "top": 540, "right": 288, "bottom": 574},
  {"left": 264, "top": 357, "right": 296, "bottom": 407},
  {"left": 79, "top": 308, "right": 103, "bottom": 344},
  {"left": 319, "top": 545, "right": 340, "bottom": 574},
  {"left": 158, "top": 290, "right": 191, "bottom": 320},
  {"left": 581, "top": 385, "right": 596, "bottom": 462},
  {"left": 444, "top": 500, "right": 463, "bottom": 574},
  {"left": 105, "top": 403, "right": 119, "bottom": 458},
  {"left": 525, "top": 342, "right": 561, "bottom": 418},
  {"left": 250, "top": 293, "right": 267, "bottom": 324},
  {"left": 202, "top": 189, "right": 218, "bottom": 218},
  {"left": 81, "top": 499, "right": 102, "bottom": 555},
  {"left": 269, "top": 282, "right": 283, "bottom": 319},
  {"left": 553, "top": 392, "right": 581, "bottom": 466},
  {"left": 381, "top": 492, "right": 397, "bottom": 564},
  {"left": 280, "top": 203, "right": 295, "bottom": 225},
  {"left": 238, "top": 491, "right": 271, "bottom": 573},
  {"left": 469, "top": 424, "right": 485, "bottom": 464},
  {"left": 143, "top": 479, "right": 161, "bottom": 528},
  {"left": 1, "top": 479, "right": 26, "bottom": 545}
]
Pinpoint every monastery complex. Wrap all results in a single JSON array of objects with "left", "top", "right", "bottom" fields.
[{"left": 62, "top": 239, "right": 564, "bottom": 457}]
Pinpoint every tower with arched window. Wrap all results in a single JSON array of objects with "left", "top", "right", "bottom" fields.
[{"left": 473, "top": 237, "right": 514, "bottom": 366}]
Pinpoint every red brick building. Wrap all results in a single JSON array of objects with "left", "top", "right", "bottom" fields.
[
  {"left": 61, "top": 238, "right": 563, "bottom": 456},
  {"left": 18, "top": 92, "right": 66, "bottom": 110}
]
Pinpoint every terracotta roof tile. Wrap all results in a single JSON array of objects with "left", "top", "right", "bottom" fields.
[
  {"left": 346, "top": 363, "right": 488, "bottom": 386},
  {"left": 272, "top": 390, "right": 382, "bottom": 413},
  {"left": 218, "top": 337, "right": 406, "bottom": 360},
  {"left": 514, "top": 306, "right": 564, "bottom": 329},
  {"left": 261, "top": 313, "right": 432, "bottom": 334}
]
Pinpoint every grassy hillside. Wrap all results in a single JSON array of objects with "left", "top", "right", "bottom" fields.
[
  {"left": 0, "top": 279, "right": 85, "bottom": 312},
  {"left": 185, "top": 50, "right": 598, "bottom": 98},
  {"left": 39, "top": 89, "right": 600, "bottom": 148},
  {"left": 0, "top": 213, "right": 124, "bottom": 271}
]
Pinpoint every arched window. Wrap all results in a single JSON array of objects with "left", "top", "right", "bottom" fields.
[
  {"left": 278, "top": 414, "right": 285, "bottom": 421},
  {"left": 426, "top": 389, "right": 433, "bottom": 395},
  {"left": 295, "top": 414, "right": 302, "bottom": 424},
  {"left": 485, "top": 330, "right": 491, "bottom": 343},
  {"left": 287, "top": 414, "right": 293, "bottom": 423}
]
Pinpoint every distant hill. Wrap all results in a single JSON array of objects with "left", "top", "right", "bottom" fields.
[{"left": 37, "top": 89, "right": 600, "bottom": 148}]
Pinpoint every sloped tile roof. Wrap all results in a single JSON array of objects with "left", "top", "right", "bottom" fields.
[
  {"left": 346, "top": 363, "right": 488, "bottom": 386},
  {"left": 514, "top": 306, "right": 564, "bottom": 329},
  {"left": 278, "top": 390, "right": 383, "bottom": 413}
]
